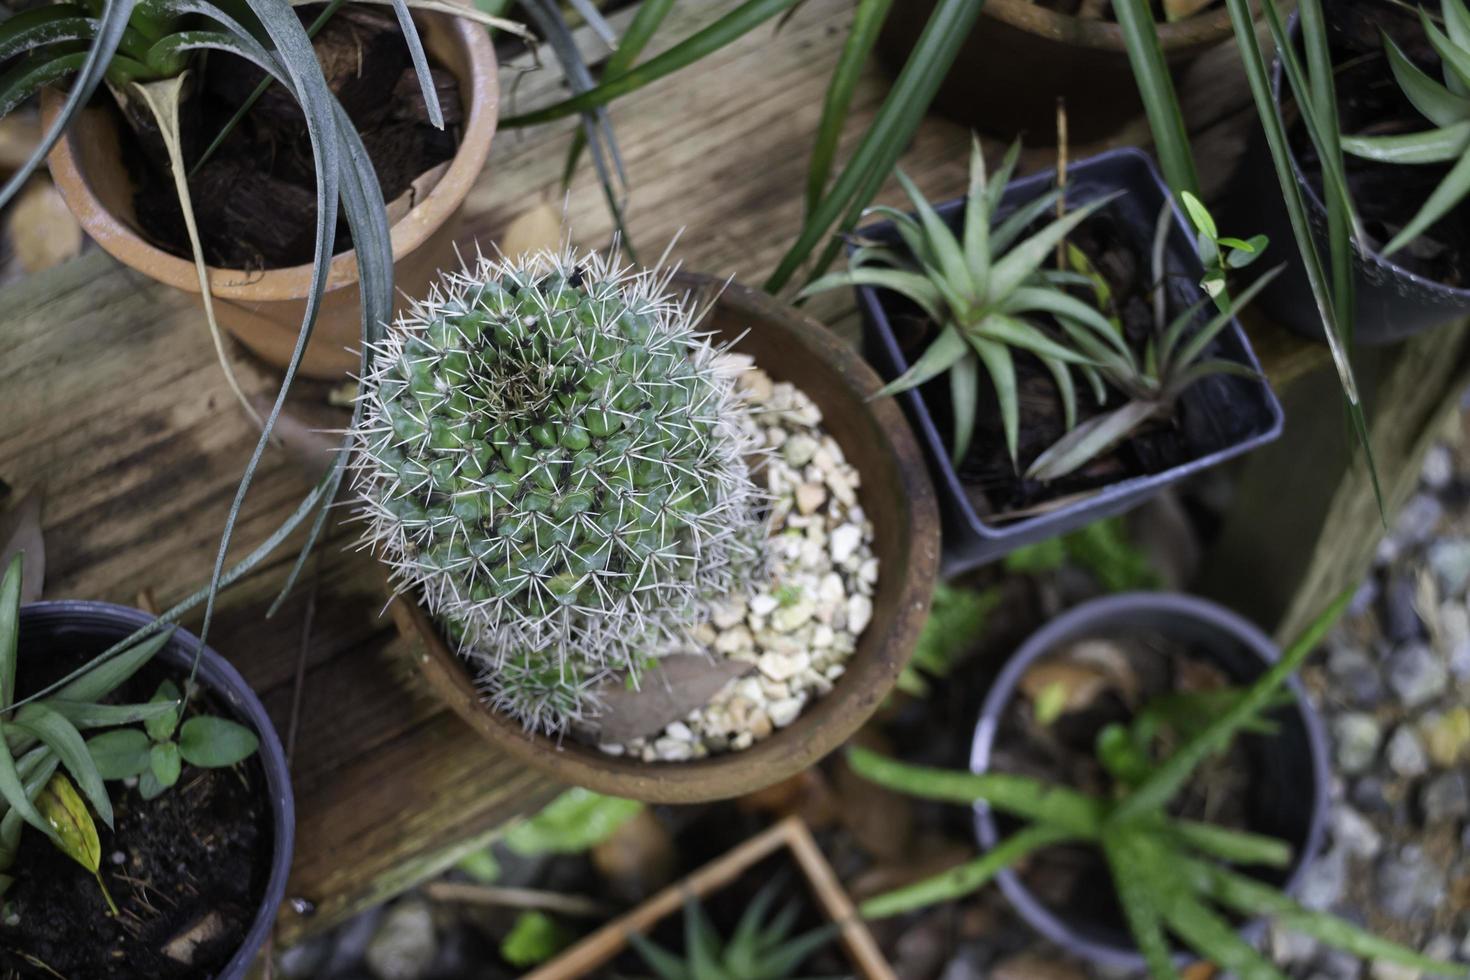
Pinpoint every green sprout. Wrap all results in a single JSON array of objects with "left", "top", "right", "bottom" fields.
[
  {"left": 85, "top": 677, "right": 258, "bottom": 800},
  {"left": 1341, "top": 0, "right": 1470, "bottom": 255},
  {"left": 629, "top": 882, "right": 840, "bottom": 980},
  {"left": 848, "top": 591, "right": 1468, "bottom": 980},
  {"left": 1179, "top": 191, "right": 1269, "bottom": 299}
]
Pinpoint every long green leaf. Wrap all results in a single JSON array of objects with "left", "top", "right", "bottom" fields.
[
  {"left": 1110, "top": 588, "right": 1352, "bottom": 823},
  {"left": 1187, "top": 860, "right": 1470, "bottom": 975},
  {"left": 36, "top": 699, "right": 178, "bottom": 730},
  {"left": 1384, "top": 148, "right": 1470, "bottom": 255},
  {"left": 845, "top": 746, "right": 1105, "bottom": 835},
  {"left": 991, "top": 188, "right": 1062, "bottom": 255},
  {"left": 963, "top": 135, "right": 992, "bottom": 292},
  {"left": 950, "top": 351, "right": 980, "bottom": 463},
  {"left": 0, "top": 553, "right": 19, "bottom": 710},
  {"left": 0, "top": 7, "right": 98, "bottom": 65},
  {"left": 0, "top": 0, "right": 136, "bottom": 211},
  {"left": 987, "top": 194, "right": 1119, "bottom": 300},
  {"left": 11, "top": 703, "right": 111, "bottom": 828},
  {"left": 1113, "top": 0, "right": 1200, "bottom": 198},
  {"left": 1170, "top": 819, "right": 1292, "bottom": 867},
  {"left": 1342, "top": 123, "right": 1470, "bottom": 164},
  {"left": 1383, "top": 31, "right": 1470, "bottom": 127},
  {"left": 503, "top": 0, "right": 800, "bottom": 127},
  {"left": 873, "top": 325, "right": 969, "bottom": 397},
  {"left": 56, "top": 628, "right": 171, "bottom": 704},
  {"left": 390, "top": 0, "right": 443, "bottom": 128},
  {"left": 970, "top": 335, "right": 1018, "bottom": 467},
  {"left": 1162, "top": 891, "right": 1285, "bottom": 980},
  {"left": 1040, "top": 354, "right": 1078, "bottom": 432},
  {"left": 895, "top": 168, "right": 972, "bottom": 293},
  {"left": 1025, "top": 400, "right": 1160, "bottom": 482},
  {"left": 0, "top": 724, "right": 51, "bottom": 842},
  {"left": 766, "top": 0, "right": 986, "bottom": 292},
  {"left": 802, "top": 267, "right": 944, "bottom": 322},
  {"left": 860, "top": 824, "right": 1072, "bottom": 918},
  {"left": 806, "top": 0, "right": 893, "bottom": 215},
  {"left": 1169, "top": 263, "right": 1284, "bottom": 371},
  {"left": 977, "top": 312, "right": 1096, "bottom": 366},
  {"left": 1225, "top": 0, "right": 1383, "bottom": 521},
  {"left": 0, "top": 50, "right": 89, "bottom": 118},
  {"left": 1101, "top": 827, "right": 1181, "bottom": 980}
]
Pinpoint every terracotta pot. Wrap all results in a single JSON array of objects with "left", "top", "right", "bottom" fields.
[
  {"left": 43, "top": 10, "right": 497, "bottom": 379},
  {"left": 389, "top": 273, "right": 941, "bottom": 804},
  {"left": 525, "top": 816, "right": 895, "bottom": 980},
  {"left": 876, "top": 0, "right": 1250, "bottom": 144}
]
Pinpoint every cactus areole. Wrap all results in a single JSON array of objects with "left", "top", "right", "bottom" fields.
[{"left": 352, "top": 249, "right": 766, "bottom": 735}]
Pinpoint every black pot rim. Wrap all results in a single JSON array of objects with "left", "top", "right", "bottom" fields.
[
  {"left": 1276, "top": 12, "right": 1470, "bottom": 302},
  {"left": 16, "top": 600, "right": 294, "bottom": 980},
  {"left": 968, "top": 591, "right": 1331, "bottom": 970}
]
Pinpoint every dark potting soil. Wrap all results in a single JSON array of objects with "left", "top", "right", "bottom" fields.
[
  {"left": 0, "top": 655, "right": 271, "bottom": 979},
  {"left": 124, "top": 4, "right": 463, "bottom": 270},
  {"left": 1289, "top": 0, "right": 1470, "bottom": 287},
  {"left": 988, "top": 634, "right": 1287, "bottom": 940},
  {"left": 879, "top": 204, "right": 1237, "bottom": 520}
]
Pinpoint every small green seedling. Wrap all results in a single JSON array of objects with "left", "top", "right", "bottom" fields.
[
  {"left": 629, "top": 880, "right": 841, "bottom": 980},
  {"left": 86, "top": 679, "right": 258, "bottom": 800},
  {"left": 1179, "top": 191, "right": 1268, "bottom": 299}
]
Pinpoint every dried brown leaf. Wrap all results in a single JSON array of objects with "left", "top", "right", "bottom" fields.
[{"left": 589, "top": 654, "right": 752, "bottom": 744}]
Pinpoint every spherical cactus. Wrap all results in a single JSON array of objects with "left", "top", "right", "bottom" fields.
[{"left": 352, "top": 248, "right": 766, "bottom": 734}]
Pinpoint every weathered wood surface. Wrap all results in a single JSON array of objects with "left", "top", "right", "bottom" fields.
[{"left": 0, "top": 0, "right": 1448, "bottom": 949}]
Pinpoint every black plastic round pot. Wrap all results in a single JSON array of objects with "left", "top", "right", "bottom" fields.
[
  {"left": 969, "top": 593, "right": 1330, "bottom": 971},
  {"left": 1241, "top": 13, "right": 1470, "bottom": 345},
  {"left": 17, "top": 602, "right": 293, "bottom": 980}
]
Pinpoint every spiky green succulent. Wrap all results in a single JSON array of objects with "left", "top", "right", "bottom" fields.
[
  {"left": 629, "top": 884, "right": 840, "bottom": 980},
  {"left": 351, "top": 248, "right": 765, "bottom": 735},
  {"left": 1341, "top": 0, "right": 1470, "bottom": 255}
]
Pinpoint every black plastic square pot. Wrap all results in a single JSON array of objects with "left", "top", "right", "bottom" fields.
[{"left": 853, "top": 148, "right": 1285, "bottom": 575}]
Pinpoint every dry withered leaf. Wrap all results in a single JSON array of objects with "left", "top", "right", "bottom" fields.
[
  {"left": 499, "top": 201, "right": 564, "bottom": 259},
  {"left": 589, "top": 654, "right": 752, "bottom": 745},
  {"left": 0, "top": 488, "right": 43, "bottom": 603},
  {"left": 10, "top": 179, "right": 81, "bottom": 274},
  {"left": 1017, "top": 639, "right": 1139, "bottom": 721}
]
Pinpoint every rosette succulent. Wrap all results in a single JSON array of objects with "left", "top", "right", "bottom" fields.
[{"left": 351, "top": 248, "right": 765, "bottom": 734}]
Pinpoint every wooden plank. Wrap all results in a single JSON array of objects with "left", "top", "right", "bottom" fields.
[
  {"left": 0, "top": 0, "right": 1320, "bottom": 946},
  {"left": 1200, "top": 318, "right": 1470, "bottom": 641}
]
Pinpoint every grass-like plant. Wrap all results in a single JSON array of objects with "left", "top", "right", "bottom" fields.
[
  {"left": 802, "top": 139, "right": 1119, "bottom": 468},
  {"left": 1340, "top": 0, "right": 1470, "bottom": 255},
  {"left": 848, "top": 591, "right": 1466, "bottom": 980},
  {"left": 629, "top": 883, "right": 840, "bottom": 980},
  {"left": 1114, "top": 0, "right": 1385, "bottom": 517}
]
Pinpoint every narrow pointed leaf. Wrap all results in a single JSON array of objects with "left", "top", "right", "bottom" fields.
[
  {"left": 862, "top": 825, "right": 1073, "bottom": 918},
  {"left": 1384, "top": 149, "right": 1470, "bottom": 255},
  {"left": 806, "top": 0, "right": 893, "bottom": 214},
  {"left": 896, "top": 168, "right": 972, "bottom": 293},
  {"left": 40, "top": 699, "right": 179, "bottom": 730},
  {"left": 988, "top": 195, "right": 1120, "bottom": 300},
  {"left": 950, "top": 352, "right": 980, "bottom": 463},
  {"left": 978, "top": 313, "right": 1098, "bottom": 365},
  {"left": 0, "top": 723, "right": 52, "bottom": 841},
  {"left": 1383, "top": 31, "right": 1470, "bottom": 127},
  {"left": 1026, "top": 400, "right": 1160, "bottom": 482},
  {"left": 991, "top": 188, "right": 1064, "bottom": 255},
  {"left": 1101, "top": 828, "right": 1181, "bottom": 980},
  {"left": 874, "top": 326, "right": 969, "bottom": 398},
  {"left": 1342, "top": 124, "right": 1470, "bottom": 164},
  {"left": 0, "top": 553, "right": 19, "bottom": 709},
  {"left": 970, "top": 336, "right": 1018, "bottom": 467},
  {"left": 964, "top": 135, "right": 991, "bottom": 290},
  {"left": 56, "top": 627, "right": 172, "bottom": 703},
  {"left": 1040, "top": 355, "right": 1079, "bottom": 431},
  {"left": 12, "top": 703, "right": 112, "bottom": 828},
  {"left": 1171, "top": 263, "right": 1283, "bottom": 370},
  {"left": 1163, "top": 891, "right": 1286, "bottom": 980}
]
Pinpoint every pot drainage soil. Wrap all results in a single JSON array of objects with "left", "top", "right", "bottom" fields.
[
  {"left": 0, "top": 654, "right": 271, "bottom": 979},
  {"left": 125, "top": 4, "right": 463, "bottom": 270}
]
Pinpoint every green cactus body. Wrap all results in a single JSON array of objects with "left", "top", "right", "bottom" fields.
[{"left": 353, "top": 249, "right": 765, "bottom": 734}]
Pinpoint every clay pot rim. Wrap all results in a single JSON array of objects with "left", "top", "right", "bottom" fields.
[
  {"left": 391, "top": 273, "right": 941, "bottom": 804},
  {"left": 42, "top": 10, "right": 497, "bottom": 303},
  {"left": 983, "top": 0, "right": 1242, "bottom": 53}
]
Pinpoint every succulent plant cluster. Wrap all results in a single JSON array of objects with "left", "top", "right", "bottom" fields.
[{"left": 351, "top": 248, "right": 766, "bottom": 734}]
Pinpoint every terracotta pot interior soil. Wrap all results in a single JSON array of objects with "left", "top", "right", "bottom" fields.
[
  {"left": 1288, "top": 0, "right": 1470, "bottom": 288},
  {"left": 989, "top": 631, "right": 1306, "bottom": 942},
  {"left": 0, "top": 645, "right": 272, "bottom": 979},
  {"left": 110, "top": 3, "right": 463, "bottom": 270},
  {"left": 872, "top": 197, "right": 1259, "bottom": 522}
]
